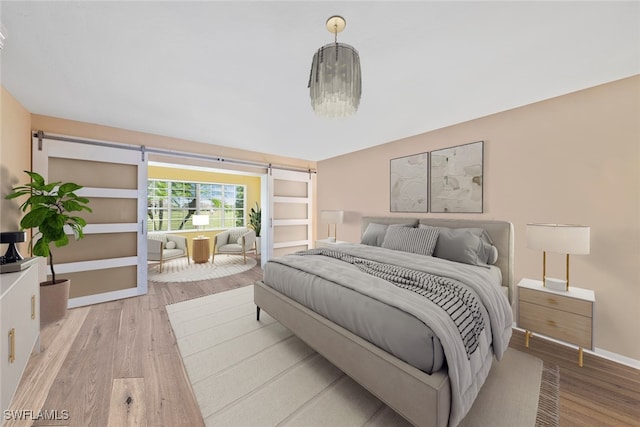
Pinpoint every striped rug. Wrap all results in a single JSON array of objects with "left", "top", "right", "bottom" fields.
[
  {"left": 148, "top": 255, "right": 257, "bottom": 283},
  {"left": 167, "top": 285, "right": 559, "bottom": 427}
]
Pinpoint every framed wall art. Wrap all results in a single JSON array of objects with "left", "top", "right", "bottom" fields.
[
  {"left": 390, "top": 152, "right": 428, "bottom": 212},
  {"left": 430, "top": 141, "right": 483, "bottom": 213}
]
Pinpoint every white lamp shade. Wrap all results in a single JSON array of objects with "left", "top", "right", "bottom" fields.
[
  {"left": 526, "top": 223, "right": 590, "bottom": 254},
  {"left": 192, "top": 215, "right": 210, "bottom": 227},
  {"left": 319, "top": 210, "right": 344, "bottom": 224}
]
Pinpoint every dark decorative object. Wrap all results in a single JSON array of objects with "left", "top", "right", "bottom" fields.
[{"left": 0, "top": 231, "right": 26, "bottom": 263}]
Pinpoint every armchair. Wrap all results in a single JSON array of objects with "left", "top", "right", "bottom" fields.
[
  {"left": 212, "top": 227, "right": 256, "bottom": 264},
  {"left": 148, "top": 234, "right": 190, "bottom": 272}
]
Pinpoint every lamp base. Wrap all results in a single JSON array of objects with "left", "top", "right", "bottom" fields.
[
  {"left": 3, "top": 242, "right": 24, "bottom": 263},
  {"left": 545, "top": 277, "right": 567, "bottom": 291}
]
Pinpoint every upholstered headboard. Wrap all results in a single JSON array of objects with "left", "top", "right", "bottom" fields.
[{"left": 361, "top": 216, "right": 515, "bottom": 302}]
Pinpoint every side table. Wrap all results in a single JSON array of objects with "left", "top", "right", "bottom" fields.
[
  {"left": 517, "top": 278, "right": 595, "bottom": 367},
  {"left": 192, "top": 237, "right": 210, "bottom": 263},
  {"left": 315, "top": 239, "right": 348, "bottom": 249}
]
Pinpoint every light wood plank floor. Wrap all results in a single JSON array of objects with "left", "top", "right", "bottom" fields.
[{"left": 6, "top": 261, "right": 640, "bottom": 427}]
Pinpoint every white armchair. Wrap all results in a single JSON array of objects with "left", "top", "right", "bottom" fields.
[
  {"left": 212, "top": 227, "right": 256, "bottom": 264},
  {"left": 148, "top": 234, "right": 190, "bottom": 272}
]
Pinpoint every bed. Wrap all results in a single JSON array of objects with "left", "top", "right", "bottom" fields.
[{"left": 254, "top": 217, "right": 514, "bottom": 427}]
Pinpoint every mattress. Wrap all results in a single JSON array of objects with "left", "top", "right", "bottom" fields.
[{"left": 263, "top": 244, "right": 503, "bottom": 374}]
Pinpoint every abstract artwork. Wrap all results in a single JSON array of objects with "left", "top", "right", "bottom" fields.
[
  {"left": 430, "top": 141, "right": 483, "bottom": 213},
  {"left": 390, "top": 152, "right": 428, "bottom": 212}
]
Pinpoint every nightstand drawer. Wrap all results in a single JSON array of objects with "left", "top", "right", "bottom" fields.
[
  {"left": 519, "top": 300, "right": 592, "bottom": 348},
  {"left": 519, "top": 287, "right": 592, "bottom": 317}
]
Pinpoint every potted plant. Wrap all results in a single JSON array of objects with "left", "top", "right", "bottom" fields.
[
  {"left": 5, "top": 171, "right": 91, "bottom": 325},
  {"left": 249, "top": 202, "right": 261, "bottom": 255}
]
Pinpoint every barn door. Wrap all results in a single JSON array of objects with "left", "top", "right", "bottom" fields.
[
  {"left": 266, "top": 168, "right": 314, "bottom": 261},
  {"left": 32, "top": 133, "right": 147, "bottom": 308}
]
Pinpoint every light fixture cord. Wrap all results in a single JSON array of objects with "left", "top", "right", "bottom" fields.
[{"left": 334, "top": 21, "right": 339, "bottom": 61}]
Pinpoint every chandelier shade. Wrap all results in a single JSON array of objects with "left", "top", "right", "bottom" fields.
[{"left": 308, "top": 16, "right": 362, "bottom": 118}]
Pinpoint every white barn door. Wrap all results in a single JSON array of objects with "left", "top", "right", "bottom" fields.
[
  {"left": 266, "top": 168, "right": 314, "bottom": 261},
  {"left": 32, "top": 133, "right": 147, "bottom": 308}
]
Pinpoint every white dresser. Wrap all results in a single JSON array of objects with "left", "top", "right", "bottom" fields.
[{"left": 1, "top": 264, "right": 40, "bottom": 412}]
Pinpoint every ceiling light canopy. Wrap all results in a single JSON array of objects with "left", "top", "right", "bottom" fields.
[{"left": 308, "top": 15, "right": 362, "bottom": 119}]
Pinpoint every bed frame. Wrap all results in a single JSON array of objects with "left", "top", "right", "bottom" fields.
[{"left": 254, "top": 217, "right": 514, "bottom": 427}]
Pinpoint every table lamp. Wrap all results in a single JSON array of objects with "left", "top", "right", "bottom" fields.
[
  {"left": 192, "top": 215, "right": 209, "bottom": 237},
  {"left": 1, "top": 231, "right": 26, "bottom": 263},
  {"left": 526, "top": 223, "right": 590, "bottom": 291},
  {"left": 319, "top": 210, "right": 344, "bottom": 242}
]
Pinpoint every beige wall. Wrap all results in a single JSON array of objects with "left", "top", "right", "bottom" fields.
[
  {"left": 317, "top": 76, "right": 640, "bottom": 361},
  {"left": 0, "top": 87, "right": 32, "bottom": 257}
]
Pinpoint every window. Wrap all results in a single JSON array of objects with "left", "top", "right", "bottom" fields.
[{"left": 147, "top": 180, "right": 245, "bottom": 232}]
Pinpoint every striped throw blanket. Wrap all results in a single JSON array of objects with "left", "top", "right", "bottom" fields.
[{"left": 297, "top": 248, "right": 485, "bottom": 360}]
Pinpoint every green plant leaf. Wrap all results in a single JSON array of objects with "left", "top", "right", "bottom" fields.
[
  {"left": 25, "top": 171, "right": 45, "bottom": 186},
  {"left": 4, "top": 190, "right": 29, "bottom": 200},
  {"left": 59, "top": 182, "right": 82, "bottom": 195},
  {"left": 70, "top": 216, "right": 87, "bottom": 227},
  {"left": 43, "top": 182, "right": 60, "bottom": 192},
  {"left": 32, "top": 238, "right": 50, "bottom": 257},
  {"left": 69, "top": 223, "right": 84, "bottom": 239},
  {"left": 54, "top": 234, "right": 69, "bottom": 247},
  {"left": 62, "top": 200, "right": 83, "bottom": 212},
  {"left": 20, "top": 207, "right": 51, "bottom": 228},
  {"left": 30, "top": 195, "right": 57, "bottom": 207}
]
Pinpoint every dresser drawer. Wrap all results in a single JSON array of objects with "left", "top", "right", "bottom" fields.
[
  {"left": 519, "top": 300, "right": 593, "bottom": 348},
  {"left": 519, "top": 287, "right": 592, "bottom": 317}
]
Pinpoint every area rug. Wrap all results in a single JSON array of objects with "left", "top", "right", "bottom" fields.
[
  {"left": 167, "top": 285, "right": 559, "bottom": 427},
  {"left": 148, "top": 255, "right": 257, "bottom": 283}
]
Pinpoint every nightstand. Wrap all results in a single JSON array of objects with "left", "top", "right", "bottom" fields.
[
  {"left": 315, "top": 239, "right": 348, "bottom": 248},
  {"left": 517, "top": 278, "right": 595, "bottom": 367}
]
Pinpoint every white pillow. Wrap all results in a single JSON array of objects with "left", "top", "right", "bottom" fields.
[{"left": 165, "top": 240, "right": 177, "bottom": 249}]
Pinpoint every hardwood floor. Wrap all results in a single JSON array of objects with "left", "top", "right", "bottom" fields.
[
  {"left": 510, "top": 330, "right": 640, "bottom": 427},
  {"left": 6, "top": 262, "right": 640, "bottom": 426}
]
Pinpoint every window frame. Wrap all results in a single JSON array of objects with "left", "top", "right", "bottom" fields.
[{"left": 147, "top": 179, "right": 246, "bottom": 233}]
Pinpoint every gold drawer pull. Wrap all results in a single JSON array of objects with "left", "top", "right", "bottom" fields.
[
  {"left": 547, "top": 320, "right": 557, "bottom": 327},
  {"left": 31, "top": 295, "right": 36, "bottom": 320},
  {"left": 9, "top": 328, "right": 16, "bottom": 363}
]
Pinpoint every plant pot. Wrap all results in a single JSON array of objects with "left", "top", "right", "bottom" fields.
[
  {"left": 40, "top": 279, "right": 70, "bottom": 326},
  {"left": 255, "top": 237, "right": 261, "bottom": 255}
]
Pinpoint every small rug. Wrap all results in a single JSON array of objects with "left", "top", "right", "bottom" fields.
[
  {"left": 148, "top": 255, "right": 257, "bottom": 283},
  {"left": 167, "top": 286, "right": 559, "bottom": 427}
]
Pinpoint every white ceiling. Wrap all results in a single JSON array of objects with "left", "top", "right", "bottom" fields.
[{"left": 1, "top": 1, "right": 638, "bottom": 162}]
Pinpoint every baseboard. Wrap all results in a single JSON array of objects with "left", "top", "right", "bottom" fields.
[
  {"left": 512, "top": 325, "right": 640, "bottom": 370},
  {"left": 593, "top": 347, "right": 640, "bottom": 370},
  {"left": 67, "top": 287, "right": 146, "bottom": 309}
]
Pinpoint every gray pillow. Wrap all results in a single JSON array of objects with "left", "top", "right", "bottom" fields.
[
  {"left": 361, "top": 223, "right": 389, "bottom": 246},
  {"left": 427, "top": 226, "right": 498, "bottom": 267},
  {"left": 483, "top": 242, "right": 499, "bottom": 265},
  {"left": 381, "top": 226, "right": 439, "bottom": 256},
  {"left": 361, "top": 223, "right": 413, "bottom": 247}
]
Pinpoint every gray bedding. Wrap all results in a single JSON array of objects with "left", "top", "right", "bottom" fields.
[
  {"left": 263, "top": 243, "right": 512, "bottom": 426},
  {"left": 265, "top": 251, "right": 447, "bottom": 372}
]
